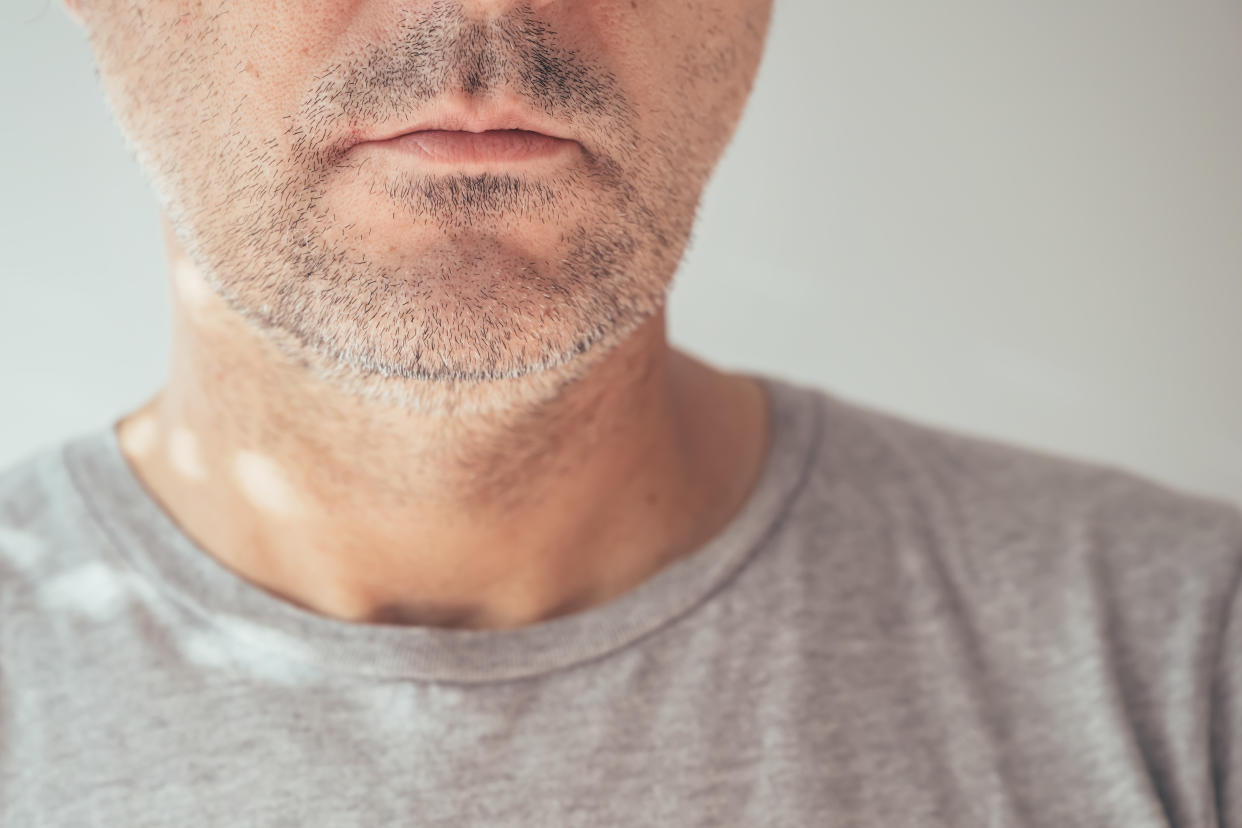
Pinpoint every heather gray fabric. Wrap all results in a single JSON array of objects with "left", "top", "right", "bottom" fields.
[{"left": 2, "top": 373, "right": 1241, "bottom": 827}]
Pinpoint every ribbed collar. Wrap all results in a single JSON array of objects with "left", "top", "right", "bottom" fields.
[{"left": 61, "top": 372, "right": 825, "bottom": 684}]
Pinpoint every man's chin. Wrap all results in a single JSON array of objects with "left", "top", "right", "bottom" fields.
[{"left": 270, "top": 313, "right": 638, "bottom": 417}]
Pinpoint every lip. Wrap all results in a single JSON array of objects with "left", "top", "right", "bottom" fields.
[
  {"left": 357, "top": 104, "right": 576, "bottom": 146},
  {"left": 349, "top": 103, "right": 580, "bottom": 167},
  {"left": 371, "top": 129, "right": 576, "bottom": 164}
]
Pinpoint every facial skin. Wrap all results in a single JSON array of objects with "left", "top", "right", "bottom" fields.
[{"left": 70, "top": 0, "right": 776, "bottom": 630}]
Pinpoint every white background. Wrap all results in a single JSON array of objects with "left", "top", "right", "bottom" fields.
[{"left": 2, "top": 1, "right": 1239, "bottom": 506}]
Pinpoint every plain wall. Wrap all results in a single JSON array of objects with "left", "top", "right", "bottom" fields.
[{"left": 2, "top": 1, "right": 1240, "bottom": 506}]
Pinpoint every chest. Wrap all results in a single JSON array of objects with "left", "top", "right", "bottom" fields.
[{"left": 0, "top": 629, "right": 1180, "bottom": 827}]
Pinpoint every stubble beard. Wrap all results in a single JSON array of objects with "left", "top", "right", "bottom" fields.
[{"left": 91, "top": 4, "right": 709, "bottom": 416}]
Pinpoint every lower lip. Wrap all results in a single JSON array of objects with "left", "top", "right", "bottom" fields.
[{"left": 364, "top": 129, "right": 576, "bottom": 165}]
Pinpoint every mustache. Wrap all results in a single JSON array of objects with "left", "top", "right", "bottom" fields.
[{"left": 288, "top": 1, "right": 636, "bottom": 172}]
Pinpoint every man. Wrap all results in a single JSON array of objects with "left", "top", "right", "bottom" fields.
[{"left": 1, "top": 1, "right": 1239, "bottom": 825}]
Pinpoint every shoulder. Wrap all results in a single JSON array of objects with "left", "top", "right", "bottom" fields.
[
  {"left": 799, "top": 386, "right": 1242, "bottom": 591},
  {"left": 788, "top": 387, "right": 1242, "bottom": 699},
  {"left": 0, "top": 436, "right": 97, "bottom": 588}
]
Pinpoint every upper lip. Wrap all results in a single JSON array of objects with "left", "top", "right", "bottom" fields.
[{"left": 359, "top": 101, "right": 575, "bottom": 145}]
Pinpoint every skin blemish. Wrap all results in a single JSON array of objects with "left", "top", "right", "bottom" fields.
[
  {"left": 172, "top": 257, "right": 214, "bottom": 311},
  {"left": 168, "top": 426, "right": 208, "bottom": 481},
  {"left": 120, "top": 411, "right": 159, "bottom": 458},
  {"left": 234, "top": 450, "right": 308, "bottom": 518}
]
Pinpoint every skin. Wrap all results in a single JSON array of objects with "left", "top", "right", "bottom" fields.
[{"left": 64, "top": 0, "right": 776, "bottom": 630}]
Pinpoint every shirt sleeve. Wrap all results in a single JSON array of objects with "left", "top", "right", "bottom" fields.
[{"left": 1212, "top": 514, "right": 1242, "bottom": 828}]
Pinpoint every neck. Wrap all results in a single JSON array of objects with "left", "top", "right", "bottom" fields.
[{"left": 116, "top": 249, "right": 770, "bottom": 631}]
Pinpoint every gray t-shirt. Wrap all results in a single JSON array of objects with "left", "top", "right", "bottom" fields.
[{"left": 2, "top": 373, "right": 1240, "bottom": 827}]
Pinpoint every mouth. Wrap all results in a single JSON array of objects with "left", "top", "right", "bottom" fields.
[
  {"left": 364, "top": 128, "right": 578, "bottom": 165},
  {"left": 350, "top": 104, "right": 581, "bottom": 168}
]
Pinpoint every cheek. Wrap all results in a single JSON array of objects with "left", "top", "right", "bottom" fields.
[
  {"left": 90, "top": 7, "right": 319, "bottom": 178},
  {"left": 666, "top": 1, "right": 769, "bottom": 102},
  {"left": 223, "top": 2, "right": 358, "bottom": 81},
  {"left": 87, "top": 15, "right": 203, "bottom": 167},
  {"left": 628, "top": 1, "right": 771, "bottom": 159}
]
